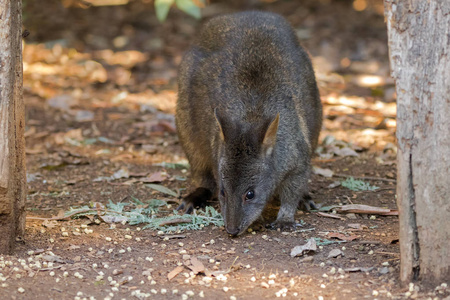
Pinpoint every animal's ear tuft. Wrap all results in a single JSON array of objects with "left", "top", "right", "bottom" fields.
[
  {"left": 214, "top": 108, "right": 226, "bottom": 141},
  {"left": 262, "top": 113, "right": 279, "bottom": 155}
]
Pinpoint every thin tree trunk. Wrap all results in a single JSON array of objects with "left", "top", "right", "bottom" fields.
[
  {"left": 385, "top": 0, "right": 450, "bottom": 285},
  {"left": 0, "top": 0, "right": 26, "bottom": 254}
]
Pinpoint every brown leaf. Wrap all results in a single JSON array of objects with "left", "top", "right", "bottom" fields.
[
  {"left": 139, "top": 171, "right": 167, "bottom": 183},
  {"left": 42, "top": 219, "right": 58, "bottom": 229},
  {"left": 167, "top": 266, "right": 185, "bottom": 280},
  {"left": 186, "top": 257, "right": 205, "bottom": 275},
  {"left": 327, "top": 232, "right": 359, "bottom": 241}
]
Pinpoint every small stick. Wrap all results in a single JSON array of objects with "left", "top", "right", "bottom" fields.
[{"left": 333, "top": 173, "right": 396, "bottom": 183}]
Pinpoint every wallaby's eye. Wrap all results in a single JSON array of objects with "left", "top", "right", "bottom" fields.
[{"left": 244, "top": 190, "right": 255, "bottom": 201}]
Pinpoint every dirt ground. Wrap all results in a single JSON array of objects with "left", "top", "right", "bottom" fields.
[{"left": 2, "top": 0, "right": 449, "bottom": 299}]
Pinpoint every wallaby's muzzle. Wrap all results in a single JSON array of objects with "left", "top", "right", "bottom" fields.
[{"left": 226, "top": 226, "right": 240, "bottom": 237}]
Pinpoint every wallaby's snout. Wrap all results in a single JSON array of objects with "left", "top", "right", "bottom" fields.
[{"left": 226, "top": 226, "right": 240, "bottom": 237}]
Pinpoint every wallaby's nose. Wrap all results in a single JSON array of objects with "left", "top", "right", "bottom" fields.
[{"left": 226, "top": 227, "right": 240, "bottom": 237}]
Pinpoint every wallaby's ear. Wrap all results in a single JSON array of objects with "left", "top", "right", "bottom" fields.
[
  {"left": 214, "top": 108, "right": 226, "bottom": 141},
  {"left": 262, "top": 113, "right": 280, "bottom": 155}
]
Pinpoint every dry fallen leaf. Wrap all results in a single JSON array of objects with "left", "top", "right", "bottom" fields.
[
  {"left": 42, "top": 219, "right": 58, "bottom": 229},
  {"left": 327, "top": 232, "right": 359, "bottom": 241},
  {"left": 290, "top": 238, "right": 317, "bottom": 257},
  {"left": 312, "top": 166, "right": 334, "bottom": 177},
  {"left": 185, "top": 257, "right": 205, "bottom": 275},
  {"left": 167, "top": 266, "right": 185, "bottom": 281},
  {"left": 327, "top": 248, "right": 344, "bottom": 258}
]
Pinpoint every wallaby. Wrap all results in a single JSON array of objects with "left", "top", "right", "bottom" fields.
[{"left": 176, "top": 11, "right": 322, "bottom": 236}]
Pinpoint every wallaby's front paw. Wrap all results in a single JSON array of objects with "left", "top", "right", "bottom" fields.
[
  {"left": 298, "top": 194, "right": 318, "bottom": 211},
  {"left": 177, "top": 187, "right": 212, "bottom": 214},
  {"left": 267, "top": 220, "right": 302, "bottom": 232}
]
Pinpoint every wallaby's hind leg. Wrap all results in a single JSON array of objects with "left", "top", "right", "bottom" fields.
[{"left": 177, "top": 169, "right": 216, "bottom": 214}]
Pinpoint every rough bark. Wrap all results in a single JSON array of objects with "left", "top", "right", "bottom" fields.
[
  {"left": 385, "top": 0, "right": 450, "bottom": 285},
  {"left": 0, "top": 0, "right": 26, "bottom": 254}
]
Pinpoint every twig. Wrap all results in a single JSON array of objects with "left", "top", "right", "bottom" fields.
[
  {"left": 333, "top": 173, "right": 396, "bottom": 183},
  {"left": 159, "top": 218, "right": 192, "bottom": 226},
  {"left": 26, "top": 209, "right": 129, "bottom": 221}
]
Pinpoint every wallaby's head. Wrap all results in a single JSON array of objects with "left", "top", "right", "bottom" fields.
[{"left": 215, "top": 109, "right": 280, "bottom": 236}]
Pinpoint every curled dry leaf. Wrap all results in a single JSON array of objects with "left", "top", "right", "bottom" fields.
[
  {"left": 185, "top": 257, "right": 205, "bottom": 275},
  {"left": 290, "top": 238, "right": 317, "bottom": 257},
  {"left": 327, "top": 248, "right": 344, "bottom": 258}
]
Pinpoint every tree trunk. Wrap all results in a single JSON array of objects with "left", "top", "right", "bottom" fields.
[
  {"left": 385, "top": 0, "right": 450, "bottom": 285},
  {"left": 0, "top": 0, "right": 26, "bottom": 254}
]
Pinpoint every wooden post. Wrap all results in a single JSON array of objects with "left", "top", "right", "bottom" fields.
[
  {"left": 0, "top": 0, "right": 26, "bottom": 254},
  {"left": 385, "top": 0, "right": 450, "bottom": 285}
]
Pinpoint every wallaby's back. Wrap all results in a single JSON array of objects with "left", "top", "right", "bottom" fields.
[{"left": 176, "top": 11, "right": 322, "bottom": 235}]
